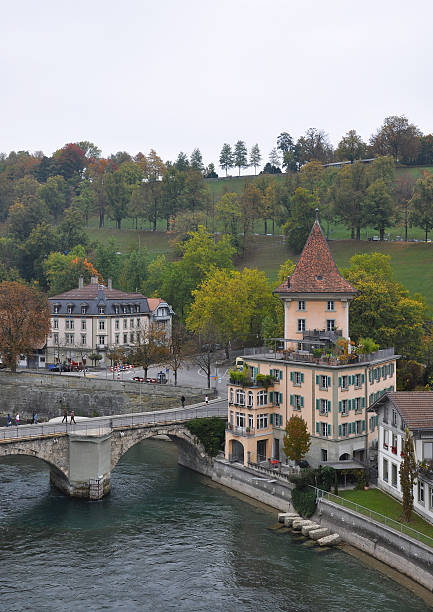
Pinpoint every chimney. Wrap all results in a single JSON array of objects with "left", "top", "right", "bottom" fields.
[
  {"left": 90, "top": 276, "right": 98, "bottom": 285},
  {"left": 287, "top": 276, "right": 291, "bottom": 288},
  {"left": 108, "top": 278, "right": 112, "bottom": 290},
  {"left": 78, "top": 276, "right": 84, "bottom": 289}
]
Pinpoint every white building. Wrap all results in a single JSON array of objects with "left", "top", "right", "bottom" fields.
[{"left": 370, "top": 391, "right": 433, "bottom": 524}]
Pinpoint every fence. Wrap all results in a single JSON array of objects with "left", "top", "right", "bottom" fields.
[
  {"left": 0, "top": 402, "right": 227, "bottom": 443},
  {"left": 247, "top": 459, "right": 299, "bottom": 483},
  {"left": 311, "top": 486, "right": 433, "bottom": 548}
]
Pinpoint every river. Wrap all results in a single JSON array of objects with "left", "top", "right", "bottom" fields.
[{"left": 0, "top": 439, "right": 430, "bottom": 611}]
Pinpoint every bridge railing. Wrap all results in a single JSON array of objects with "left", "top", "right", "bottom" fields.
[{"left": 0, "top": 402, "right": 228, "bottom": 442}]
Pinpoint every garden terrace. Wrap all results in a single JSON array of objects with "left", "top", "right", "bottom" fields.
[{"left": 261, "top": 347, "right": 396, "bottom": 368}]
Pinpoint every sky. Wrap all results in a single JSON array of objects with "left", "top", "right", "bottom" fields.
[{"left": 1, "top": 0, "right": 432, "bottom": 172}]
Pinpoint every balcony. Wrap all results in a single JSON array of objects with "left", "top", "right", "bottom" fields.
[
  {"left": 274, "top": 347, "right": 396, "bottom": 367},
  {"left": 226, "top": 424, "right": 255, "bottom": 437},
  {"left": 229, "top": 373, "right": 276, "bottom": 388}
]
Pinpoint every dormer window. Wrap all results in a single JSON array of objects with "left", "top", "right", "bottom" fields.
[
  {"left": 53, "top": 304, "right": 60, "bottom": 314},
  {"left": 135, "top": 304, "right": 140, "bottom": 313},
  {"left": 81, "top": 304, "right": 88, "bottom": 315},
  {"left": 98, "top": 305, "right": 105, "bottom": 314},
  {"left": 66, "top": 304, "right": 74, "bottom": 314},
  {"left": 114, "top": 305, "right": 120, "bottom": 314}
]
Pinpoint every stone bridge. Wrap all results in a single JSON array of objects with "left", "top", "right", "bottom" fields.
[{"left": 0, "top": 401, "right": 226, "bottom": 499}]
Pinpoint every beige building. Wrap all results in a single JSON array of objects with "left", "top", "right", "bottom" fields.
[
  {"left": 225, "top": 218, "right": 398, "bottom": 468},
  {"left": 46, "top": 276, "right": 173, "bottom": 366}
]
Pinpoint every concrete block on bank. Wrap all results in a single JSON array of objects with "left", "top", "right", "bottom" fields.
[
  {"left": 318, "top": 533, "right": 341, "bottom": 546},
  {"left": 292, "top": 519, "right": 314, "bottom": 531},
  {"left": 301, "top": 523, "right": 321, "bottom": 536},
  {"left": 309, "top": 528, "right": 330, "bottom": 540},
  {"left": 284, "top": 516, "right": 301, "bottom": 527},
  {"left": 278, "top": 512, "right": 299, "bottom": 523}
]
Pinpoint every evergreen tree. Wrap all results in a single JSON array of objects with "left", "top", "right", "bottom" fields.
[
  {"left": 399, "top": 427, "right": 418, "bottom": 522},
  {"left": 233, "top": 140, "right": 248, "bottom": 176},
  {"left": 249, "top": 144, "right": 262, "bottom": 175},
  {"left": 219, "top": 143, "right": 233, "bottom": 177},
  {"left": 190, "top": 148, "right": 204, "bottom": 172}
]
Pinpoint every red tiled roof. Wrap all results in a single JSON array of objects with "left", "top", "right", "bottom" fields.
[
  {"left": 50, "top": 285, "right": 145, "bottom": 301},
  {"left": 386, "top": 392, "right": 433, "bottom": 430},
  {"left": 147, "top": 298, "right": 164, "bottom": 312},
  {"left": 274, "top": 220, "right": 357, "bottom": 295}
]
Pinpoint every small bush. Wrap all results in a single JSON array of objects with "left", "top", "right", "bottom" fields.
[
  {"left": 185, "top": 417, "right": 226, "bottom": 457},
  {"left": 292, "top": 488, "right": 317, "bottom": 518},
  {"left": 317, "top": 466, "right": 335, "bottom": 492},
  {"left": 289, "top": 469, "right": 316, "bottom": 489},
  {"left": 255, "top": 373, "right": 274, "bottom": 388}
]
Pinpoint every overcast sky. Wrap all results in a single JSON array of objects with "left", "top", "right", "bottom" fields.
[{"left": 1, "top": 0, "right": 432, "bottom": 171}]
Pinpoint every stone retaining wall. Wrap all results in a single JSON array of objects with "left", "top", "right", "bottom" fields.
[{"left": 0, "top": 371, "right": 215, "bottom": 421}]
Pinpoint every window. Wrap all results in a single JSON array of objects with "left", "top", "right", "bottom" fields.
[
  {"left": 257, "top": 414, "right": 268, "bottom": 429},
  {"left": 341, "top": 375, "right": 348, "bottom": 390},
  {"left": 320, "top": 375, "right": 329, "bottom": 390},
  {"left": 297, "top": 319, "right": 306, "bottom": 332},
  {"left": 341, "top": 423, "right": 348, "bottom": 437},
  {"left": 321, "top": 449, "right": 328, "bottom": 462},
  {"left": 327, "top": 300, "right": 335, "bottom": 311},
  {"left": 319, "top": 399, "right": 329, "bottom": 415},
  {"left": 423, "top": 442, "right": 433, "bottom": 460},
  {"left": 66, "top": 333, "right": 74, "bottom": 345},
  {"left": 294, "top": 371, "right": 303, "bottom": 385},
  {"left": 341, "top": 399, "right": 348, "bottom": 416},
  {"left": 298, "top": 300, "right": 305, "bottom": 311},
  {"left": 355, "top": 420, "right": 362, "bottom": 435},
  {"left": 115, "top": 334, "right": 119, "bottom": 344},
  {"left": 136, "top": 318, "right": 141, "bottom": 328},
  {"left": 123, "top": 318, "right": 128, "bottom": 329},
  {"left": 418, "top": 480, "right": 425, "bottom": 504},
  {"left": 67, "top": 305, "right": 73, "bottom": 314},
  {"left": 130, "top": 333, "right": 134, "bottom": 343},
  {"left": 248, "top": 391, "right": 253, "bottom": 407},
  {"left": 98, "top": 336, "right": 105, "bottom": 345},
  {"left": 383, "top": 406, "right": 389, "bottom": 424},
  {"left": 391, "top": 463, "right": 398, "bottom": 488},
  {"left": 81, "top": 306, "right": 87, "bottom": 315},
  {"left": 53, "top": 333, "right": 59, "bottom": 344},
  {"left": 130, "top": 318, "right": 134, "bottom": 328},
  {"left": 81, "top": 335, "right": 86, "bottom": 345},
  {"left": 115, "top": 320, "right": 120, "bottom": 330},
  {"left": 392, "top": 410, "right": 397, "bottom": 427},
  {"left": 99, "top": 320, "right": 105, "bottom": 331},
  {"left": 236, "top": 389, "right": 245, "bottom": 406},
  {"left": 135, "top": 304, "right": 140, "bottom": 313},
  {"left": 81, "top": 320, "right": 86, "bottom": 331},
  {"left": 391, "top": 432, "right": 397, "bottom": 453},
  {"left": 53, "top": 305, "right": 59, "bottom": 314},
  {"left": 229, "top": 389, "right": 234, "bottom": 404},
  {"left": 354, "top": 374, "right": 361, "bottom": 387},
  {"left": 98, "top": 306, "right": 105, "bottom": 314},
  {"left": 291, "top": 394, "right": 303, "bottom": 410},
  {"left": 320, "top": 422, "right": 328, "bottom": 437},
  {"left": 236, "top": 412, "right": 245, "bottom": 428},
  {"left": 123, "top": 333, "right": 128, "bottom": 344},
  {"left": 248, "top": 414, "right": 254, "bottom": 429},
  {"left": 257, "top": 390, "right": 268, "bottom": 406},
  {"left": 383, "top": 429, "right": 389, "bottom": 449},
  {"left": 326, "top": 319, "right": 335, "bottom": 332},
  {"left": 383, "top": 458, "right": 389, "bottom": 482},
  {"left": 114, "top": 305, "right": 119, "bottom": 315},
  {"left": 353, "top": 397, "right": 361, "bottom": 413},
  {"left": 53, "top": 319, "right": 58, "bottom": 329},
  {"left": 66, "top": 320, "right": 74, "bottom": 330}
]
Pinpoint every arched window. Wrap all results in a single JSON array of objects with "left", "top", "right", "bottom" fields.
[{"left": 248, "top": 391, "right": 253, "bottom": 407}]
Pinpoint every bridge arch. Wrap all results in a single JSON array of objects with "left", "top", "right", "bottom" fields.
[
  {"left": 111, "top": 424, "right": 212, "bottom": 474},
  {"left": 0, "top": 436, "right": 70, "bottom": 477}
]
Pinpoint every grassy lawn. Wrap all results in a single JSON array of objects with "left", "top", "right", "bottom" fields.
[{"left": 338, "top": 488, "right": 433, "bottom": 547}]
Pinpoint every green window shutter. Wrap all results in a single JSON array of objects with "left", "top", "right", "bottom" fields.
[
  {"left": 362, "top": 397, "right": 366, "bottom": 408},
  {"left": 338, "top": 377, "right": 341, "bottom": 387},
  {"left": 375, "top": 415, "right": 378, "bottom": 426},
  {"left": 290, "top": 371, "right": 293, "bottom": 382},
  {"left": 316, "top": 399, "right": 320, "bottom": 410},
  {"left": 339, "top": 401, "right": 342, "bottom": 412},
  {"left": 316, "top": 375, "right": 319, "bottom": 385},
  {"left": 348, "top": 399, "right": 352, "bottom": 410},
  {"left": 361, "top": 374, "right": 365, "bottom": 384},
  {"left": 362, "top": 420, "right": 366, "bottom": 432},
  {"left": 279, "top": 392, "right": 283, "bottom": 404},
  {"left": 279, "top": 370, "right": 283, "bottom": 380},
  {"left": 327, "top": 424, "right": 331, "bottom": 436},
  {"left": 327, "top": 401, "right": 331, "bottom": 413},
  {"left": 270, "top": 369, "right": 273, "bottom": 377},
  {"left": 348, "top": 422, "right": 352, "bottom": 434},
  {"left": 290, "top": 394, "right": 294, "bottom": 406},
  {"left": 300, "top": 396, "right": 304, "bottom": 408},
  {"left": 270, "top": 413, "right": 274, "bottom": 425},
  {"left": 349, "top": 375, "right": 353, "bottom": 385},
  {"left": 339, "top": 424, "right": 342, "bottom": 437},
  {"left": 316, "top": 422, "right": 320, "bottom": 434},
  {"left": 327, "top": 376, "right": 331, "bottom": 387},
  {"left": 253, "top": 367, "right": 258, "bottom": 379},
  {"left": 301, "top": 373, "right": 304, "bottom": 383},
  {"left": 270, "top": 391, "right": 274, "bottom": 402}
]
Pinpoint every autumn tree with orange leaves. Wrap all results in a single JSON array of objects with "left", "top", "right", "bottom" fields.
[
  {"left": 0, "top": 282, "right": 51, "bottom": 372},
  {"left": 43, "top": 247, "right": 103, "bottom": 295}
]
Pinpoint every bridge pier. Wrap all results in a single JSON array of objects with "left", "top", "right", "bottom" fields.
[{"left": 51, "top": 432, "right": 112, "bottom": 500}]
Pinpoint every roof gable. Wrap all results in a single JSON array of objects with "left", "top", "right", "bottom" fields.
[
  {"left": 275, "top": 220, "right": 356, "bottom": 295},
  {"left": 372, "top": 391, "right": 433, "bottom": 430}
]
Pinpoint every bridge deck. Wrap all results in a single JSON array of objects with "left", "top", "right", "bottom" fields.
[{"left": 0, "top": 400, "right": 227, "bottom": 443}]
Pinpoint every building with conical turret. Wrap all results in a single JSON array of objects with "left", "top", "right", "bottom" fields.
[{"left": 225, "top": 217, "right": 398, "bottom": 469}]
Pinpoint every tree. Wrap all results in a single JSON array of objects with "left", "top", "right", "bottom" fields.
[
  {"left": 282, "top": 188, "right": 318, "bottom": 252},
  {"left": 409, "top": 172, "right": 433, "bottom": 241},
  {"left": 239, "top": 183, "right": 262, "bottom": 251},
  {"left": 37, "top": 175, "right": 70, "bottom": 223},
  {"left": 370, "top": 115, "right": 421, "bottom": 162},
  {"left": 283, "top": 415, "right": 311, "bottom": 462},
  {"left": 233, "top": 141, "right": 248, "bottom": 176},
  {"left": 336, "top": 129, "right": 367, "bottom": 161},
  {"left": 175, "top": 152, "right": 190, "bottom": 171},
  {"left": 190, "top": 148, "right": 204, "bottom": 172},
  {"left": 399, "top": 428, "right": 418, "bottom": 522},
  {"left": 93, "top": 239, "right": 122, "bottom": 286},
  {"left": 23, "top": 222, "right": 60, "bottom": 286},
  {"left": 269, "top": 148, "right": 281, "bottom": 169},
  {"left": 0, "top": 282, "right": 50, "bottom": 372},
  {"left": 7, "top": 199, "right": 50, "bottom": 241},
  {"left": 204, "top": 163, "right": 218, "bottom": 179},
  {"left": 53, "top": 143, "right": 86, "bottom": 181},
  {"left": 160, "top": 165, "right": 186, "bottom": 230},
  {"left": 58, "top": 206, "right": 88, "bottom": 251},
  {"left": 119, "top": 248, "right": 150, "bottom": 292},
  {"left": 190, "top": 331, "right": 219, "bottom": 389},
  {"left": 75, "top": 141, "right": 101, "bottom": 159},
  {"left": 332, "top": 161, "right": 368, "bottom": 239},
  {"left": 43, "top": 247, "right": 102, "bottom": 295},
  {"left": 219, "top": 143, "right": 233, "bottom": 176},
  {"left": 183, "top": 170, "right": 209, "bottom": 228},
  {"left": 296, "top": 128, "right": 333, "bottom": 164},
  {"left": 277, "top": 132, "right": 297, "bottom": 172},
  {"left": 140, "top": 149, "right": 166, "bottom": 231},
  {"left": 129, "top": 323, "right": 169, "bottom": 378},
  {"left": 73, "top": 179, "right": 95, "bottom": 226},
  {"left": 161, "top": 322, "right": 188, "bottom": 385},
  {"left": 215, "top": 192, "right": 240, "bottom": 235},
  {"left": 394, "top": 174, "right": 415, "bottom": 241},
  {"left": 105, "top": 171, "right": 129, "bottom": 229},
  {"left": 249, "top": 144, "right": 261, "bottom": 175},
  {"left": 362, "top": 179, "right": 394, "bottom": 240}
]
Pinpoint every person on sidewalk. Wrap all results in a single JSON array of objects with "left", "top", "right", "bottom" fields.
[
  {"left": 33, "top": 412, "right": 38, "bottom": 424},
  {"left": 205, "top": 396, "right": 209, "bottom": 405},
  {"left": 6, "top": 414, "right": 11, "bottom": 427},
  {"left": 15, "top": 413, "right": 20, "bottom": 426},
  {"left": 70, "top": 411, "right": 76, "bottom": 424},
  {"left": 181, "top": 396, "right": 185, "bottom": 408},
  {"left": 61, "top": 409, "right": 68, "bottom": 424}
]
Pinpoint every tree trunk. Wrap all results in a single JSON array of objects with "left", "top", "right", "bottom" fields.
[
  {"left": 225, "top": 344, "right": 230, "bottom": 359},
  {"left": 166, "top": 216, "right": 170, "bottom": 231},
  {"left": 99, "top": 211, "right": 104, "bottom": 228},
  {"left": 356, "top": 226, "right": 360, "bottom": 240},
  {"left": 174, "top": 369, "right": 177, "bottom": 385},
  {"left": 405, "top": 216, "right": 408, "bottom": 241},
  {"left": 264, "top": 219, "right": 268, "bottom": 235},
  {"left": 207, "top": 368, "right": 211, "bottom": 388},
  {"left": 135, "top": 216, "right": 138, "bottom": 230},
  {"left": 153, "top": 216, "right": 156, "bottom": 231},
  {"left": 351, "top": 226, "right": 355, "bottom": 239},
  {"left": 117, "top": 219, "right": 121, "bottom": 230},
  {"left": 272, "top": 219, "right": 275, "bottom": 234},
  {"left": 380, "top": 227, "right": 385, "bottom": 240},
  {"left": 426, "top": 227, "right": 429, "bottom": 242}
]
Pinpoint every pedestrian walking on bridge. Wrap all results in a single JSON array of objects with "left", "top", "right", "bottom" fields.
[
  {"left": 15, "top": 413, "right": 20, "bottom": 426},
  {"left": 61, "top": 409, "right": 68, "bottom": 424},
  {"left": 70, "top": 411, "right": 76, "bottom": 424},
  {"left": 6, "top": 414, "right": 11, "bottom": 427},
  {"left": 181, "top": 396, "right": 185, "bottom": 408}
]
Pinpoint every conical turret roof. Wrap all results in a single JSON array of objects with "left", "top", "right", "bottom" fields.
[{"left": 274, "top": 220, "right": 357, "bottom": 295}]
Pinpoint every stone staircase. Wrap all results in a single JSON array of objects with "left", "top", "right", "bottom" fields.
[{"left": 278, "top": 512, "right": 341, "bottom": 546}]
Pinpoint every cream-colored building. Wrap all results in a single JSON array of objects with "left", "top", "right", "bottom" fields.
[
  {"left": 46, "top": 276, "right": 173, "bottom": 366},
  {"left": 225, "top": 218, "right": 398, "bottom": 468}
]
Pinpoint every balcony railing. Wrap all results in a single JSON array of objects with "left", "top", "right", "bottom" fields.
[
  {"left": 226, "top": 424, "right": 255, "bottom": 436},
  {"left": 273, "top": 347, "right": 396, "bottom": 367}
]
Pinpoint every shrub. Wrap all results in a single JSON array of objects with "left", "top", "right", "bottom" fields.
[
  {"left": 291, "top": 488, "right": 317, "bottom": 518},
  {"left": 228, "top": 368, "right": 251, "bottom": 386},
  {"left": 317, "top": 466, "right": 335, "bottom": 492},
  {"left": 289, "top": 469, "right": 316, "bottom": 489},
  {"left": 185, "top": 417, "right": 226, "bottom": 457},
  {"left": 255, "top": 373, "right": 274, "bottom": 388}
]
